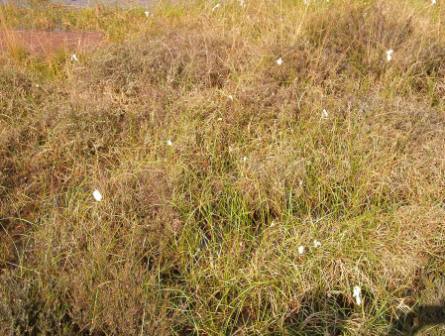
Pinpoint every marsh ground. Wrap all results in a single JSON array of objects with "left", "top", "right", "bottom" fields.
[{"left": 1, "top": 1, "right": 445, "bottom": 335}]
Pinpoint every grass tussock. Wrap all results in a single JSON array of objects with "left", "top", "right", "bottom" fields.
[{"left": 1, "top": 0, "right": 445, "bottom": 335}]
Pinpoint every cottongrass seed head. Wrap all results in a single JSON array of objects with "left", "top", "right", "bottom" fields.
[
  {"left": 353, "top": 285, "right": 362, "bottom": 306},
  {"left": 298, "top": 245, "right": 305, "bottom": 255},
  {"left": 386, "top": 49, "right": 394, "bottom": 62},
  {"left": 92, "top": 189, "right": 103, "bottom": 202},
  {"left": 321, "top": 109, "right": 329, "bottom": 119},
  {"left": 71, "top": 54, "right": 79, "bottom": 62},
  {"left": 276, "top": 57, "right": 283, "bottom": 66}
]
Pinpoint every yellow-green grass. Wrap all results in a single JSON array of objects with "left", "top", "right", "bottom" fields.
[{"left": 1, "top": 0, "right": 445, "bottom": 335}]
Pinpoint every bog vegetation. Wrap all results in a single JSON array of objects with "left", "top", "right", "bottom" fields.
[{"left": 1, "top": 0, "right": 444, "bottom": 335}]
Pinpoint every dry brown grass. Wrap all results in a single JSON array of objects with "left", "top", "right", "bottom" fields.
[{"left": 1, "top": 0, "right": 445, "bottom": 335}]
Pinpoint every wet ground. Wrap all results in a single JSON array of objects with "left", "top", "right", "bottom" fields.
[
  {"left": 0, "top": 0, "right": 154, "bottom": 55},
  {"left": 0, "top": 0, "right": 154, "bottom": 7}
]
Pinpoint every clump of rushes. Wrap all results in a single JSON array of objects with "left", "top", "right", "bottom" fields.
[{"left": 1, "top": 0, "right": 445, "bottom": 335}]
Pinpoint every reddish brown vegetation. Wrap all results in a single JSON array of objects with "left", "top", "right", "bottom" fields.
[{"left": 0, "top": 29, "right": 103, "bottom": 55}]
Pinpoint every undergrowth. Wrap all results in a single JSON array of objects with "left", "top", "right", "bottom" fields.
[{"left": 1, "top": 0, "right": 445, "bottom": 335}]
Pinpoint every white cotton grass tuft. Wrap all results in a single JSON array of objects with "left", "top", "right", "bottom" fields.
[
  {"left": 212, "top": 3, "right": 220, "bottom": 11},
  {"left": 71, "top": 53, "right": 79, "bottom": 62},
  {"left": 298, "top": 245, "right": 305, "bottom": 255},
  {"left": 313, "top": 239, "right": 322, "bottom": 248},
  {"left": 386, "top": 49, "right": 394, "bottom": 62},
  {"left": 432, "top": 0, "right": 437, "bottom": 5},
  {"left": 353, "top": 285, "right": 362, "bottom": 306},
  {"left": 92, "top": 189, "right": 103, "bottom": 202},
  {"left": 321, "top": 109, "right": 329, "bottom": 119},
  {"left": 144, "top": 11, "right": 150, "bottom": 17},
  {"left": 276, "top": 57, "right": 284, "bottom": 66},
  {"left": 166, "top": 139, "right": 173, "bottom": 146}
]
